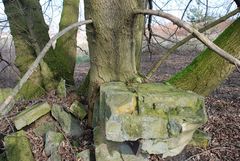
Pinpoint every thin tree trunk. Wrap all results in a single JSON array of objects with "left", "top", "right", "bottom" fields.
[
  {"left": 54, "top": 0, "right": 80, "bottom": 84},
  {"left": 84, "top": 0, "right": 146, "bottom": 125},
  {"left": 168, "top": 17, "right": 240, "bottom": 96}
]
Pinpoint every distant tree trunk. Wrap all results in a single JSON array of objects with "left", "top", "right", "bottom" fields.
[
  {"left": 3, "top": 0, "right": 56, "bottom": 99},
  {"left": 84, "top": 0, "right": 146, "bottom": 124},
  {"left": 168, "top": 17, "right": 240, "bottom": 96},
  {"left": 53, "top": 0, "right": 80, "bottom": 84}
]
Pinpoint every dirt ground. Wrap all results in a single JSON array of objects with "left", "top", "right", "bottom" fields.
[{"left": 0, "top": 43, "right": 239, "bottom": 160}]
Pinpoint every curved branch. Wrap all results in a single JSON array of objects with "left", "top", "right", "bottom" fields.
[
  {"left": 135, "top": 9, "right": 240, "bottom": 77},
  {"left": 145, "top": 8, "right": 240, "bottom": 78},
  {"left": 0, "top": 20, "right": 93, "bottom": 116}
]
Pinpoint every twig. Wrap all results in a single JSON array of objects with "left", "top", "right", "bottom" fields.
[
  {"left": 138, "top": 8, "right": 240, "bottom": 78},
  {"left": 136, "top": 9, "right": 240, "bottom": 66},
  {"left": 185, "top": 146, "right": 236, "bottom": 161},
  {"left": 0, "top": 20, "right": 93, "bottom": 116}
]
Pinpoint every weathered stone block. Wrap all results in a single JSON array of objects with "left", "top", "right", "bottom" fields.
[
  {"left": 94, "top": 126, "right": 148, "bottom": 161},
  {"left": 189, "top": 129, "right": 210, "bottom": 148},
  {"left": 4, "top": 130, "right": 34, "bottom": 161},
  {"left": 47, "top": 151, "right": 62, "bottom": 161},
  {"left": 33, "top": 122, "right": 57, "bottom": 137},
  {"left": 96, "top": 82, "right": 207, "bottom": 157},
  {"left": 51, "top": 104, "right": 83, "bottom": 137},
  {"left": 44, "top": 131, "right": 64, "bottom": 157},
  {"left": 76, "top": 149, "right": 90, "bottom": 161},
  {"left": 141, "top": 123, "right": 200, "bottom": 157},
  {"left": 106, "top": 115, "right": 168, "bottom": 142},
  {"left": 100, "top": 83, "right": 207, "bottom": 142},
  {"left": 137, "top": 83, "right": 206, "bottom": 124},
  {"left": 56, "top": 78, "right": 66, "bottom": 98},
  {"left": 99, "top": 82, "right": 136, "bottom": 124},
  {"left": 69, "top": 101, "right": 87, "bottom": 120},
  {"left": 14, "top": 102, "right": 51, "bottom": 130}
]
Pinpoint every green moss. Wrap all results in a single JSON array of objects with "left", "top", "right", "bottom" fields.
[
  {"left": 122, "top": 115, "right": 142, "bottom": 138},
  {"left": 4, "top": 131, "right": 34, "bottom": 161},
  {"left": 4, "top": 0, "right": 58, "bottom": 99},
  {"left": 0, "top": 88, "right": 12, "bottom": 103},
  {"left": 52, "top": 0, "right": 80, "bottom": 84},
  {"left": 189, "top": 129, "right": 210, "bottom": 148},
  {"left": 17, "top": 72, "right": 46, "bottom": 100}
]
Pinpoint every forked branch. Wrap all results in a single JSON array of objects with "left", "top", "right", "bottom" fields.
[
  {"left": 0, "top": 20, "right": 93, "bottom": 116},
  {"left": 135, "top": 9, "right": 240, "bottom": 74}
]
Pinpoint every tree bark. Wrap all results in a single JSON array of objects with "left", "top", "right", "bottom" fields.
[
  {"left": 3, "top": 0, "right": 56, "bottom": 99},
  {"left": 168, "top": 17, "right": 240, "bottom": 96},
  {"left": 84, "top": 0, "right": 146, "bottom": 124},
  {"left": 54, "top": 0, "right": 80, "bottom": 84}
]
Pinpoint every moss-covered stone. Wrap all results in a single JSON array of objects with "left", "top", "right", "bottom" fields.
[
  {"left": 33, "top": 122, "right": 57, "bottom": 137},
  {"left": 69, "top": 101, "right": 87, "bottom": 120},
  {"left": 4, "top": 130, "right": 34, "bottom": 161},
  {"left": 99, "top": 82, "right": 207, "bottom": 144},
  {"left": 44, "top": 131, "right": 64, "bottom": 157},
  {"left": 94, "top": 127, "right": 148, "bottom": 161},
  {"left": 96, "top": 82, "right": 208, "bottom": 157},
  {"left": 76, "top": 149, "right": 90, "bottom": 161},
  {"left": 14, "top": 102, "right": 51, "bottom": 130},
  {"left": 51, "top": 104, "right": 83, "bottom": 137},
  {"left": 56, "top": 79, "right": 66, "bottom": 98},
  {"left": 189, "top": 129, "right": 210, "bottom": 149},
  {"left": 141, "top": 123, "right": 200, "bottom": 157}
]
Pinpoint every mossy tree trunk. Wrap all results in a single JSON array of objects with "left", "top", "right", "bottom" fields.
[
  {"left": 3, "top": 0, "right": 80, "bottom": 98},
  {"left": 168, "top": 17, "right": 240, "bottom": 96},
  {"left": 53, "top": 0, "right": 80, "bottom": 84},
  {"left": 3, "top": 0, "right": 56, "bottom": 99},
  {"left": 84, "top": 0, "right": 146, "bottom": 123}
]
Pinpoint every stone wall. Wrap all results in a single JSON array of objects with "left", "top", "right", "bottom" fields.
[{"left": 93, "top": 82, "right": 207, "bottom": 159}]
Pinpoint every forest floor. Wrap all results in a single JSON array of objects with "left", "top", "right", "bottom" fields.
[{"left": 0, "top": 44, "right": 239, "bottom": 161}]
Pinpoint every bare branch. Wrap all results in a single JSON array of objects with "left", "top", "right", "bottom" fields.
[
  {"left": 0, "top": 20, "right": 93, "bottom": 116},
  {"left": 146, "top": 8, "right": 240, "bottom": 78},
  {"left": 135, "top": 9, "right": 240, "bottom": 78}
]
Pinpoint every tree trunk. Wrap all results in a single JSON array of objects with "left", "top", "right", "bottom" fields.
[
  {"left": 85, "top": 0, "right": 146, "bottom": 87},
  {"left": 3, "top": 0, "right": 56, "bottom": 99},
  {"left": 168, "top": 17, "right": 240, "bottom": 96},
  {"left": 84, "top": 0, "right": 146, "bottom": 124},
  {"left": 53, "top": 0, "right": 80, "bottom": 84}
]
